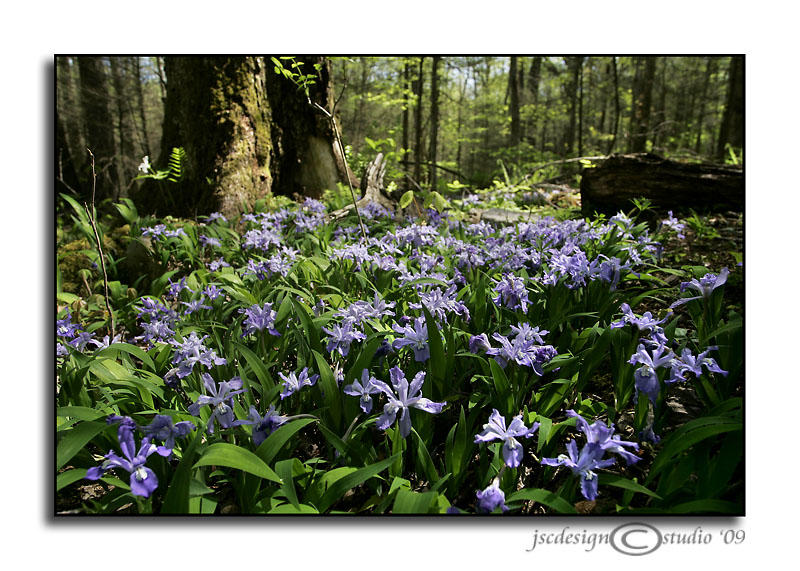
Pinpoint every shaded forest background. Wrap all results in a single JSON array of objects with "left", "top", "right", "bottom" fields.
[{"left": 55, "top": 56, "right": 743, "bottom": 215}]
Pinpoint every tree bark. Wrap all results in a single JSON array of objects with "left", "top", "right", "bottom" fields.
[
  {"left": 716, "top": 56, "right": 744, "bottom": 161},
  {"left": 427, "top": 56, "right": 441, "bottom": 189},
  {"left": 628, "top": 57, "right": 657, "bottom": 153},
  {"left": 413, "top": 57, "right": 425, "bottom": 185},
  {"left": 110, "top": 57, "right": 136, "bottom": 198},
  {"left": 134, "top": 58, "right": 152, "bottom": 159},
  {"left": 508, "top": 56, "right": 521, "bottom": 146},
  {"left": 136, "top": 56, "right": 355, "bottom": 218},
  {"left": 694, "top": 57, "right": 717, "bottom": 155},
  {"left": 607, "top": 57, "right": 620, "bottom": 155},
  {"left": 78, "top": 56, "right": 119, "bottom": 201},
  {"left": 564, "top": 57, "right": 581, "bottom": 156},
  {"left": 401, "top": 59, "right": 411, "bottom": 190},
  {"left": 580, "top": 153, "right": 743, "bottom": 215}
]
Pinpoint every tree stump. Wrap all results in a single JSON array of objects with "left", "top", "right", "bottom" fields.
[
  {"left": 329, "top": 153, "right": 396, "bottom": 220},
  {"left": 580, "top": 153, "right": 743, "bottom": 215}
]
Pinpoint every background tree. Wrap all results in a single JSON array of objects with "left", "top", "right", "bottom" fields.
[
  {"left": 136, "top": 56, "right": 354, "bottom": 218},
  {"left": 78, "top": 57, "right": 118, "bottom": 201},
  {"left": 57, "top": 55, "right": 742, "bottom": 216},
  {"left": 717, "top": 56, "right": 744, "bottom": 160},
  {"left": 629, "top": 56, "right": 657, "bottom": 153}
]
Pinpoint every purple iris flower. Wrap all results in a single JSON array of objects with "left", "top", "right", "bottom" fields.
[
  {"left": 188, "top": 373, "right": 247, "bottom": 433},
  {"left": 343, "top": 368, "right": 382, "bottom": 413},
  {"left": 392, "top": 316, "right": 431, "bottom": 362},
  {"left": 469, "top": 333, "right": 492, "bottom": 354},
  {"left": 199, "top": 234, "right": 222, "bottom": 248},
  {"left": 208, "top": 257, "right": 231, "bottom": 272},
  {"left": 322, "top": 321, "right": 367, "bottom": 357},
  {"left": 565, "top": 410, "right": 639, "bottom": 466},
  {"left": 486, "top": 333, "right": 556, "bottom": 374},
  {"left": 372, "top": 367, "right": 446, "bottom": 438},
  {"left": 279, "top": 367, "right": 319, "bottom": 400},
  {"left": 476, "top": 479, "right": 508, "bottom": 513},
  {"left": 667, "top": 346, "right": 728, "bottom": 383},
  {"left": 239, "top": 302, "right": 280, "bottom": 337},
  {"left": 142, "top": 415, "right": 196, "bottom": 457},
  {"left": 628, "top": 342, "right": 675, "bottom": 405},
  {"left": 670, "top": 268, "right": 729, "bottom": 308},
  {"left": 492, "top": 274, "right": 530, "bottom": 312},
  {"left": 233, "top": 405, "right": 287, "bottom": 446},
  {"left": 409, "top": 285, "right": 470, "bottom": 324},
  {"left": 509, "top": 322, "right": 548, "bottom": 344},
  {"left": 182, "top": 297, "right": 212, "bottom": 316},
  {"left": 203, "top": 284, "right": 223, "bottom": 300},
  {"left": 541, "top": 441, "right": 616, "bottom": 501},
  {"left": 85, "top": 424, "right": 160, "bottom": 498},
  {"left": 56, "top": 311, "right": 81, "bottom": 338},
  {"left": 170, "top": 332, "right": 227, "bottom": 378},
  {"left": 474, "top": 409, "right": 539, "bottom": 468},
  {"left": 69, "top": 331, "right": 96, "bottom": 351}
]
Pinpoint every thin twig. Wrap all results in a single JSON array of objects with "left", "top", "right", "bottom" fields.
[
  {"left": 312, "top": 101, "right": 368, "bottom": 241},
  {"left": 83, "top": 149, "right": 116, "bottom": 338}
]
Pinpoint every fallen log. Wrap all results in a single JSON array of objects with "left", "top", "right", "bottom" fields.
[{"left": 580, "top": 153, "right": 743, "bottom": 216}]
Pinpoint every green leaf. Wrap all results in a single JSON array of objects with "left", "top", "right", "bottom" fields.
[
  {"left": 193, "top": 443, "right": 282, "bottom": 484},
  {"left": 234, "top": 341, "right": 276, "bottom": 391},
  {"left": 667, "top": 499, "right": 742, "bottom": 514},
  {"left": 393, "top": 489, "right": 437, "bottom": 514},
  {"left": 312, "top": 350, "right": 341, "bottom": 426},
  {"left": 57, "top": 421, "right": 108, "bottom": 470},
  {"left": 256, "top": 418, "right": 317, "bottom": 465},
  {"left": 422, "top": 306, "right": 445, "bottom": 388},
  {"left": 316, "top": 453, "right": 399, "bottom": 513},
  {"left": 598, "top": 473, "right": 661, "bottom": 499},
  {"left": 489, "top": 359, "right": 514, "bottom": 415},
  {"left": 647, "top": 416, "right": 742, "bottom": 483},
  {"left": 95, "top": 342, "right": 155, "bottom": 371},
  {"left": 399, "top": 190, "right": 415, "bottom": 210},
  {"left": 56, "top": 468, "right": 87, "bottom": 492},
  {"left": 506, "top": 488, "right": 577, "bottom": 514},
  {"left": 268, "top": 503, "right": 319, "bottom": 514}
]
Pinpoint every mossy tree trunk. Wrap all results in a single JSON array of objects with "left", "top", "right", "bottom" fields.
[{"left": 136, "top": 56, "right": 354, "bottom": 218}]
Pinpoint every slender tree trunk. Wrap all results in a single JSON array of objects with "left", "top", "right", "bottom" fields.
[
  {"left": 693, "top": 57, "right": 717, "bottom": 155},
  {"left": 628, "top": 56, "right": 657, "bottom": 153},
  {"left": 57, "top": 57, "right": 86, "bottom": 193},
  {"left": 78, "top": 56, "right": 119, "bottom": 201},
  {"left": 716, "top": 56, "right": 744, "bottom": 161},
  {"left": 413, "top": 57, "right": 425, "bottom": 185},
  {"left": 528, "top": 57, "right": 542, "bottom": 149},
  {"left": 134, "top": 58, "right": 152, "bottom": 159},
  {"left": 564, "top": 57, "right": 581, "bottom": 156},
  {"left": 578, "top": 58, "right": 584, "bottom": 157},
  {"left": 110, "top": 57, "right": 136, "bottom": 199},
  {"left": 428, "top": 56, "right": 441, "bottom": 189},
  {"left": 608, "top": 56, "right": 620, "bottom": 155},
  {"left": 509, "top": 56, "right": 521, "bottom": 146},
  {"left": 401, "top": 59, "right": 411, "bottom": 190}
]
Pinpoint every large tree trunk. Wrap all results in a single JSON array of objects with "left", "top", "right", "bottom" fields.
[
  {"left": 135, "top": 56, "right": 355, "bottom": 218},
  {"left": 580, "top": 153, "right": 743, "bottom": 215}
]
